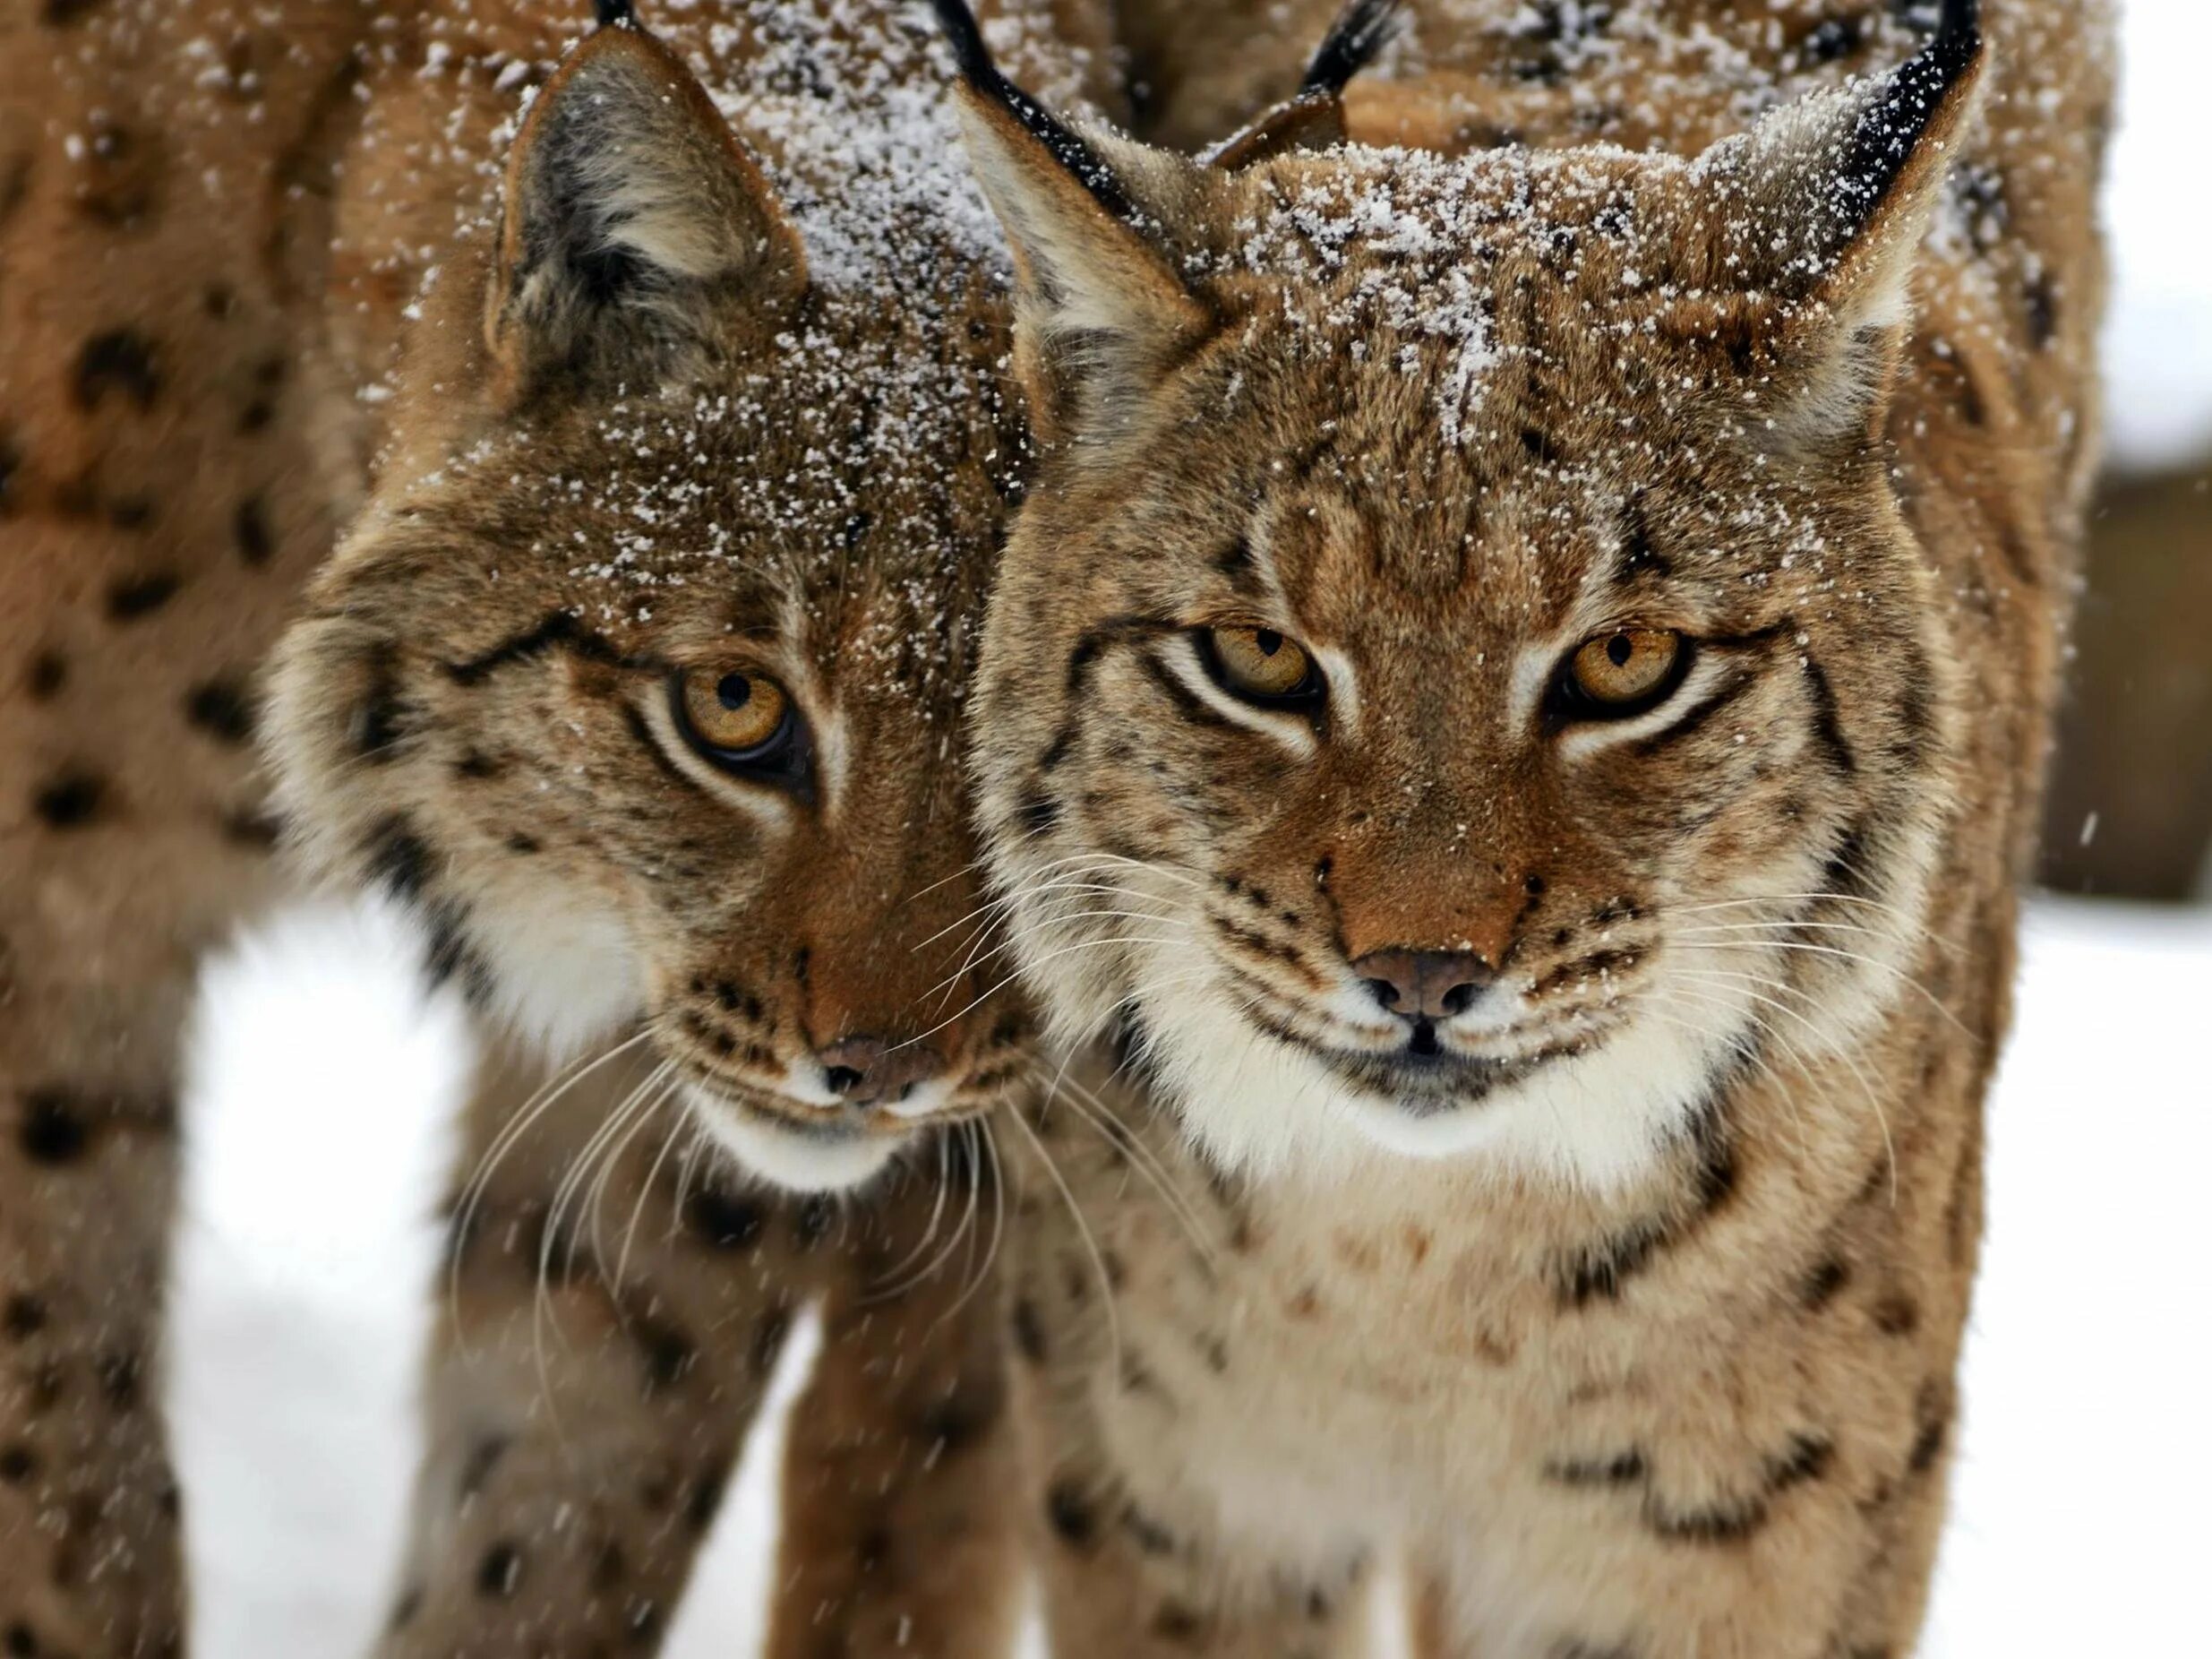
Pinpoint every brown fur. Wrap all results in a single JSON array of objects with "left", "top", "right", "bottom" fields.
[
  {"left": 955, "top": 1, "right": 2113, "bottom": 1654},
  {"left": 2, "top": 0, "right": 1114, "bottom": 1650}
]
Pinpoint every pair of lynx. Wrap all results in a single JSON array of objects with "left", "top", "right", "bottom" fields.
[{"left": 0, "top": 0, "right": 2109, "bottom": 1652}]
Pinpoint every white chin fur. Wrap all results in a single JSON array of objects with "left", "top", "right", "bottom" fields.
[
  {"left": 1128, "top": 957, "right": 1762, "bottom": 1194},
  {"left": 686, "top": 1085, "right": 900, "bottom": 1194}
]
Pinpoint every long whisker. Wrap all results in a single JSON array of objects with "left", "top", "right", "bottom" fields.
[
  {"left": 447, "top": 1027, "right": 653, "bottom": 1354},
  {"left": 1000, "top": 1097, "right": 1122, "bottom": 1383}
]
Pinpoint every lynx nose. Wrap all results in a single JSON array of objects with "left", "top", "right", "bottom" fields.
[
  {"left": 817, "top": 1036, "right": 941, "bottom": 1108},
  {"left": 1351, "top": 950, "right": 1492, "bottom": 1021}
]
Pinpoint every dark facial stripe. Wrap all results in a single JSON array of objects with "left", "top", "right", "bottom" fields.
[
  {"left": 1630, "top": 671, "right": 1757, "bottom": 759},
  {"left": 622, "top": 704, "right": 708, "bottom": 797},
  {"left": 445, "top": 610, "right": 647, "bottom": 685},
  {"left": 1800, "top": 654, "right": 1857, "bottom": 776},
  {"left": 1137, "top": 649, "right": 1236, "bottom": 731}
]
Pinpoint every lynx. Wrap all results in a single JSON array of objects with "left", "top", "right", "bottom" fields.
[
  {"left": 943, "top": 0, "right": 2111, "bottom": 1653},
  {"left": 2, "top": 0, "right": 1119, "bottom": 1650}
]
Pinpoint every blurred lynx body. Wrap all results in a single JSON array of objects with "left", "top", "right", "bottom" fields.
[
  {"left": 1, "top": 0, "right": 1114, "bottom": 1651},
  {"left": 947, "top": 1, "right": 2113, "bottom": 1654}
]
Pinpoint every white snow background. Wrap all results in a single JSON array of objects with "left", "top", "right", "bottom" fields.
[{"left": 166, "top": 2, "right": 2212, "bottom": 1652}]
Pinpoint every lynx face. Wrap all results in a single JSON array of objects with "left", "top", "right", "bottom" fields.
[
  {"left": 268, "top": 24, "right": 1027, "bottom": 1192},
  {"left": 956, "top": 21, "right": 1981, "bottom": 1184}
]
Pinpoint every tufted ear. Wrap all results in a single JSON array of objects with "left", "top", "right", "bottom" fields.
[
  {"left": 1686, "top": 0, "right": 1986, "bottom": 441},
  {"left": 1202, "top": 0, "right": 1402, "bottom": 171},
  {"left": 487, "top": 13, "right": 806, "bottom": 398},
  {"left": 931, "top": 0, "right": 1212, "bottom": 442}
]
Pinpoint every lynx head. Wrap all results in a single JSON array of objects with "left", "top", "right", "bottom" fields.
[
  {"left": 268, "top": 15, "right": 1030, "bottom": 1192},
  {"left": 949, "top": 0, "right": 1985, "bottom": 1183}
]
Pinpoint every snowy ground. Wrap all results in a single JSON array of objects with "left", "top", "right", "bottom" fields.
[{"left": 167, "top": 894, "right": 2212, "bottom": 1656}]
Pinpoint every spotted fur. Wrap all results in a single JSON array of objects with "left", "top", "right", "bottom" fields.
[
  {"left": 954, "top": 0, "right": 2111, "bottom": 1652},
  {"left": 3, "top": 0, "right": 1117, "bottom": 1649}
]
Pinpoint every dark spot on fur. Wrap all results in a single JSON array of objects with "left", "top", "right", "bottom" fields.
[
  {"left": 42, "top": 0, "right": 107, "bottom": 22},
  {"left": 73, "top": 330, "right": 159, "bottom": 410},
  {"left": 234, "top": 496, "right": 273, "bottom": 564},
  {"left": 1016, "top": 784, "right": 1060, "bottom": 837},
  {"left": 0, "top": 1446, "right": 34, "bottom": 1484},
  {"left": 98, "top": 1351, "right": 143, "bottom": 1408},
  {"left": 19, "top": 1092, "right": 90, "bottom": 1164},
  {"left": 459, "top": 1435, "right": 509, "bottom": 1497},
  {"left": 107, "top": 572, "right": 180, "bottom": 620},
  {"left": 1802, "top": 1256, "right": 1851, "bottom": 1310},
  {"left": 4, "top": 1296, "right": 47, "bottom": 1340},
  {"left": 793, "top": 1195, "right": 836, "bottom": 1249},
  {"left": 184, "top": 678, "right": 255, "bottom": 744},
  {"left": 1873, "top": 1294, "right": 1921, "bottom": 1337},
  {"left": 352, "top": 643, "right": 407, "bottom": 760},
  {"left": 25, "top": 652, "right": 66, "bottom": 701},
  {"left": 1011, "top": 1298, "right": 1048, "bottom": 1364},
  {"left": 504, "top": 832, "right": 540, "bottom": 855},
  {"left": 1151, "top": 1602, "right": 1205, "bottom": 1642},
  {"left": 1908, "top": 1380, "right": 1951, "bottom": 1474},
  {"left": 1046, "top": 1481, "right": 1099, "bottom": 1548},
  {"left": 1546, "top": 1449, "right": 1646, "bottom": 1487},
  {"left": 682, "top": 1187, "right": 766, "bottom": 1251},
  {"left": 4, "top": 1625, "right": 37, "bottom": 1658},
  {"left": 476, "top": 1542, "right": 522, "bottom": 1597},
  {"left": 685, "top": 1467, "right": 728, "bottom": 1533},
  {"left": 361, "top": 815, "right": 433, "bottom": 904}
]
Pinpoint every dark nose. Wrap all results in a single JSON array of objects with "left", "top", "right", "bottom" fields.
[
  {"left": 817, "top": 1036, "right": 941, "bottom": 1109},
  {"left": 1351, "top": 950, "right": 1491, "bottom": 1020}
]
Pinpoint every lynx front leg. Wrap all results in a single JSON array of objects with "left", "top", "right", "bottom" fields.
[
  {"left": 378, "top": 1035, "right": 809, "bottom": 1656},
  {"left": 0, "top": 961, "right": 194, "bottom": 1659},
  {"left": 767, "top": 1140, "right": 1022, "bottom": 1659}
]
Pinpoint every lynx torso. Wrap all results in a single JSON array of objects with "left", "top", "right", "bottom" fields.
[{"left": 949, "top": 1, "right": 2113, "bottom": 1654}]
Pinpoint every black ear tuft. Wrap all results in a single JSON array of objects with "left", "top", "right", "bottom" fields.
[
  {"left": 928, "top": 0, "right": 1136, "bottom": 221},
  {"left": 1299, "top": 0, "right": 1403, "bottom": 99},
  {"left": 593, "top": 0, "right": 637, "bottom": 27},
  {"left": 1824, "top": 0, "right": 1982, "bottom": 228}
]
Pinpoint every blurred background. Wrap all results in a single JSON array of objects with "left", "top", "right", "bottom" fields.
[{"left": 166, "top": 1, "right": 2212, "bottom": 1654}]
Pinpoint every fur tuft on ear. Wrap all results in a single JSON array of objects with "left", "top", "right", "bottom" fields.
[
  {"left": 932, "top": 0, "right": 1211, "bottom": 441},
  {"left": 1202, "top": 0, "right": 1403, "bottom": 172},
  {"left": 488, "top": 23, "right": 805, "bottom": 398},
  {"left": 1687, "top": 0, "right": 1985, "bottom": 440}
]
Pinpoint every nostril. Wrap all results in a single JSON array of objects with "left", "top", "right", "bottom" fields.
[
  {"left": 1439, "top": 980, "right": 1481, "bottom": 1017},
  {"left": 824, "top": 1065, "right": 866, "bottom": 1097},
  {"left": 1364, "top": 977, "right": 1403, "bottom": 1011}
]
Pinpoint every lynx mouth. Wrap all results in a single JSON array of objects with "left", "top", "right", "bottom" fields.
[
  {"left": 680, "top": 1078, "right": 915, "bottom": 1193},
  {"left": 1245, "top": 1007, "right": 1597, "bottom": 1115}
]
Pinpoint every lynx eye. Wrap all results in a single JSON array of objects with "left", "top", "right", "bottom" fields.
[
  {"left": 1202, "top": 625, "right": 1323, "bottom": 706},
  {"left": 674, "top": 667, "right": 793, "bottom": 763},
  {"left": 1561, "top": 630, "right": 1689, "bottom": 716}
]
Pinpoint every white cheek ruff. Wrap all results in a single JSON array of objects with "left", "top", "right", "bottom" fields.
[
  {"left": 464, "top": 877, "right": 646, "bottom": 1061},
  {"left": 686, "top": 1083, "right": 900, "bottom": 1194}
]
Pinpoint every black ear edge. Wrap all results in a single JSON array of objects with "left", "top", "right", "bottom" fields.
[
  {"left": 592, "top": 0, "right": 636, "bottom": 26},
  {"left": 1830, "top": 0, "right": 1985, "bottom": 222},
  {"left": 929, "top": 0, "right": 1141, "bottom": 224},
  {"left": 1299, "top": 0, "right": 1404, "bottom": 99}
]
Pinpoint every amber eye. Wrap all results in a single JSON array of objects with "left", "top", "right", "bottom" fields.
[
  {"left": 676, "top": 666, "right": 793, "bottom": 760},
  {"left": 1202, "top": 625, "right": 1322, "bottom": 705},
  {"left": 1562, "top": 629, "right": 1688, "bottom": 715}
]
